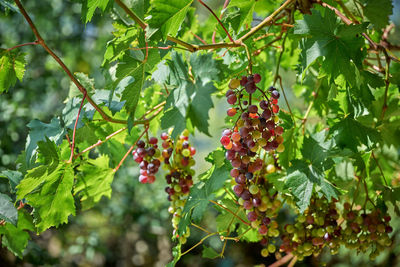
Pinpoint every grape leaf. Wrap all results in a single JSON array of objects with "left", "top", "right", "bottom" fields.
[
  {"left": 62, "top": 97, "right": 95, "bottom": 129},
  {"left": 0, "top": 209, "right": 34, "bottom": 258},
  {"left": 0, "top": 170, "right": 23, "bottom": 193},
  {"left": 362, "top": 0, "right": 393, "bottom": 29},
  {"left": 228, "top": 0, "right": 256, "bottom": 31},
  {"left": 16, "top": 162, "right": 75, "bottom": 233},
  {"left": 284, "top": 170, "right": 313, "bottom": 213},
  {"left": 103, "top": 24, "right": 138, "bottom": 66},
  {"left": 177, "top": 149, "right": 230, "bottom": 235},
  {"left": 115, "top": 50, "right": 160, "bottom": 117},
  {"left": 161, "top": 107, "right": 186, "bottom": 139},
  {"left": 188, "top": 80, "right": 216, "bottom": 136},
  {"left": 75, "top": 155, "right": 115, "bottom": 210},
  {"left": 148, "top": 0, "right": 194, "bottom": 40},
  {"left": 294, "top": 9, "right": 366, "bottom": 82},
  {"left": 330, "top": 117, "right": 380, "bottom": 152},
  {"left": 81, "top": 0, "right": 111, "bottom": 23},
  {"left": 0, "top": 49, "right": 26, "bottom": 93},
  {"left": 189, "top": 52, "right": 221, "bottom": 85},
  {"left": 25, "top": 118, "right": 66, "bottom": 167},
  {"left": 0, "top": 193, "right": 18, "bottom": 226},
  {"left": 202, "top": 245, "right": 220, "bottom": 259}
]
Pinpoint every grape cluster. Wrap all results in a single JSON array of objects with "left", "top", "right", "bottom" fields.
[
  {"left": 280, "top": 197, "right": 342, "bottom": 260},
  {"left": 341, "top": 203, "right": 393, "bottom": 260},
  {"left": 162, "top": 130, "right": 196, "bottom": 244},
  {"left": 132, "top": 137, "right": 161, "bottom": 184},
  {"left": 222, "top": 74, "right": 286, "bottom": 249}
]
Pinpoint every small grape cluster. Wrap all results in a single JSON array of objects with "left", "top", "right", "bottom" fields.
[
  {"left": 280, "top": 197, "right": 342, "bottom": 260},
  {"left": 221, "top": 74, "right": 286, "bottom": 248},
  {"left": 132, "top": 137, "right": 161, "bottom": 184},
  {"left": 162, "top": 130, "right": 196, "bottom": 244},
  {"left": 341, "top": 203, "right": 393, "bottom": 260}
]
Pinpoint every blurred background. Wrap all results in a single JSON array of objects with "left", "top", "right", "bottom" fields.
[{"left": 1, "top": 0, "right": 400, "bottom": 266}]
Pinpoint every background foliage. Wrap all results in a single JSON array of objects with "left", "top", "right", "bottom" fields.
[{"left": 1, "top": 0, "right": 400, "bottom": 266}]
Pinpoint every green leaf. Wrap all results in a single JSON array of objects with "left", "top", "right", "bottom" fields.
[
  {"left": 228, "top": 0, "right": 256, "bottom": 30},
  {"left": 278, "top": 128, "right": 296, "bottom": 169},
  {"left": 188, "top": 81, "right": 216, "bottom": 135},
  {"left": 330, "top": 117, "right": 380, "bottom": 152},
  {"left": 0, "top": 209, "right": 34, "bottom": 258},
  {"left": 362, "top": 0, "right": 393, "bottom": 29},
  {"left": 301, "top": 130, "right": 334, "bottom": 165},
  {"left": 284, "top": 170, "right": 313, "bottom": 213},
  {"left": 16, "top": 162, "right": 75, "bottom": 233},
  {"left": 25, "top": 118, "right": 66, "bottom": 166},
  {"left": 0, "top": 193, "right": 18, "bottom": 226},
  {"left": 148, "top": 0, "right": 194, "bottom": 40},
  {"left": 177, "top": 149, "right": 230, "bottom": 235},
  {"left": 81, "top": 0, "right": 111, "bottom": 23},
  {"left": 0, "top": 170, "right": 23, "bottom": 193},
  {"left": 75, "top": 155, "right": 115, "bottom": 210},
  {"left": 161, "top": 107, "right": 186, "bottom": 139},
  {"left": 0, "top": 49, "right": 26, "bottom": 93},
  {"left": 103, "top": 24, "right": 138, "bottom": 65},
  {"left": 189, "top": 52, "right": 221, "bottom": 85},
  {"left": 202, "top": 245, "right": 220, "bottom": 259},
  {"left": 294, "top": 9, "right": 366, "bottom": 82},
  {"left": 62, "top": 97, "right": 95, "bottom": 129},
  {"left": 115, "top": 50, "right": 160, "bottom": 116}
]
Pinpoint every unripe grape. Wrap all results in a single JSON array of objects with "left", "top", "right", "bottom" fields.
[{"left": 229, "top": 78, "right": 240, "bottom": 89}]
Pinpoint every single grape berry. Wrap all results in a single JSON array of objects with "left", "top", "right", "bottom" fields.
[
  {"left": 271, "top": 90, "right": 280, "bottom": 99},
  {"left": 227, "top": 108, "right": 237, "bottom": 116},
  {"left": 229, "top": 78, "right": 240, "bottom": 89},
  {"left": 248, "top": 105, "right": 258, "bottom": 113},
  {"left": 227, "top": 94, "right": 237, "bottom": 105},
  {"left": 254, "top": 73, "right": 261, "bottom": 83}
]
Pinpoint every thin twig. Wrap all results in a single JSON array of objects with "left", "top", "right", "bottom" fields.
[
  {"left": 278, "top": 77, "right": 296, "bottom": 127},
  {"left": 380, "top": 52, "right": 391, "bottom": 121},
  {"left": 212, "top": 0, "right": 230, "bottom": 43},
  {"left": 14, "top": 0, "right": 127, "bottom": 124},
  {"left": 181, "top": 232, "right": 218, "bottom": 256},
  {"left": 269, "top": 253, "right": 294, "bottom": 267},
  {"left": 191, "top": 223, "right": 212, "bottom": 234},
  {"left": 198, "top": 0, "right": 234, "bottom": 43},
  {"left": 7, "top": 41, "right": 39, "bottom": 51},
  {"left": 239, "top": 0, "right": 295, "bottom": 42},
  {"left": 75, "top": 127, "right": 127, "bottom": 158},
  {"left": 68, "top": 94, "right": 86, "bottom": 163},
  {"left": 209, "top": 200, "right": 251, "bottom": 226},
  {"left": 371, "top": 152, "right": 389, "bottom": 186},
  {"left": 113, "top": 126, "right": 148, "bottom": 173}
]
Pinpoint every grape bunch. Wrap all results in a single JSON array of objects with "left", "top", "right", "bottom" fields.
[
  {"left": 132, "top": 137, "right": 161, "bottom": 184},
  {"left": 162, "top": 130, "right": 196, "bottom": 244},
  {"left": 341, "top": 203, "right": 393, "bottom": 260},
  {"left": 221, "top": 74, "right": 286, "bottom": 250},
  {"left": 280, "top": 197, "right": 342, "bottom": 260}
]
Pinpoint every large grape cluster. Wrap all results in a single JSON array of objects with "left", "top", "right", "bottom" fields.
[
  {"left": 280, "top": 197, "right": 342, "bottom": 260},
  {"left": 132, "top": 137, "right": 161, "bottom": 184},
  {"left": 221, "top": 74, "right": 286, "bottom": 249},
  {"left": 162, "top": 130, "right": 196, "bottom": 244},
  {"left": 341, "top": 203, "right": 393, "bottom": 260}
]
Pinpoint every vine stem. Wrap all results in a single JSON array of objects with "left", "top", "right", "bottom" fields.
[
  {"left": 68, "top": 93, "right": 86, "bottom": 163},
  {"left": 14, "top": 0, "right": 127, "bottom": 125},
  {"left": 198, "top": 0, "right": 234, "bottom": 42},
  {"left": 115, "top": 0, "right": 294, "bottom": 51},
  {"left": 113, "top": 126, "right": 148, "bottom": 173},
  {"left": 181, "top": 232, "right": 218, "bottom": 256},
  {"left": 209, "top": 200, "right": 251, "bottom": 226},
  {"left": 380, "top": 52, "right": 391, "bottom": 121},
  {"left": 238, "top": 0, "right": 295, "bottom": 42},
  {"left": 269, "top": 253, "right": 294, "bottom": 267},
  {"left": 191, "top": 223, "right": 212, "bottom": 234},
  {"left": 371, "top": 152, "right": 389, "bottom": 186},
  {"left": 7, "top": 41, "right": 39, "bottom": 51},
  {"left": 277, "top": 76, "right": 296, "bottom": 127},
  {"left": 75, "top": 127, "right": 127, "bottom": 158},
  {"left": 212, "top": 0, "right": 230, "bottom": 44}
]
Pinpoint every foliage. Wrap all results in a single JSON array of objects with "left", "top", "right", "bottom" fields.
[{"left": 0, "top": 0, "right": 400, "bottom": 266}]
